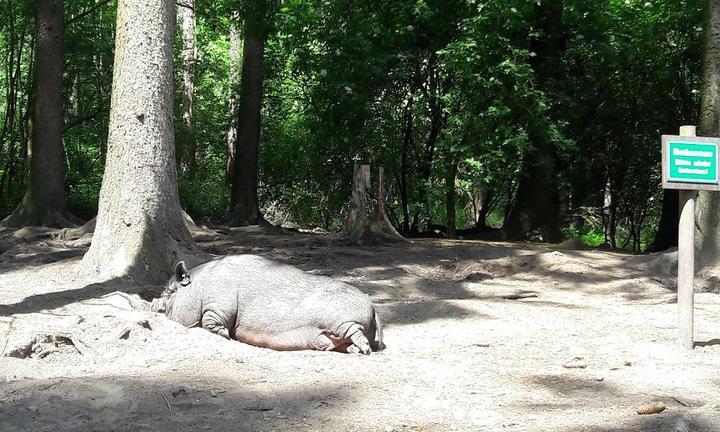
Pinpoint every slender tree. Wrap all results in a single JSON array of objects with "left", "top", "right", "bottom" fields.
[
  {"left": 3, "top": 0, "right": 76, "bottom": 227},
  {"left": 177, "top": 0, "right": 196, "bottom": 175},
  {"left": 696, "top": 0, "right": 720, "bottom": 266},
  {"left": 226, "top": 20, "right": 241, "bottom": 181},
  {"left": 78, "top": 0, "right": 192, "bottom": 282},
  {"left": 228, "top": 0, "right": 274, "bottom": 226}
]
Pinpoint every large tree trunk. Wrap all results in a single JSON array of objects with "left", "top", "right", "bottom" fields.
[
  {"left": 503, "top": 129, "right": 562, "bottom": 243},
  {"left": 226, "top": 21, "right": 241, "bottom": 181},
  {"left": 78, "top": 0, "right": 192, "bottom": 283},
  {"left": 502, "top": 2, "right": 564, "bottom": 243},
  {"left": 177, "top": 0, "right": 196, "bottom": 176},
  {"left": 697, "top": 0, "right": 720, "bottom": 267},
  {"left": 3, "top": 0, "right": 76, "bottom": 227},
  {"left": 229, "top": 31, "right": 265, "bottom": 226}
]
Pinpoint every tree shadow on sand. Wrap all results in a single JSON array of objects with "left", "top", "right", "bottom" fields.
[
  {"left": 519, "top": 374, "right": 716, "bottom": 432},
  {"left": 0, "top": 375, "right": 359, "bottom": 432}
]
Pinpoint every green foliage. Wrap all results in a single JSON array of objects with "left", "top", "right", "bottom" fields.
[{"left": 0, "top": 0, "right": 706, "bottom": 252}]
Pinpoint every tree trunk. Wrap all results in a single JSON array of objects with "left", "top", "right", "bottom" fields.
[
  {"left": 445, "top": 159, "right": 457, "bottom": 239},
  {"left": 344, "top": 165, "right": 404, "bottom": 245},
  {"left": 78, "top": 0, "right": 192, "bottom": 283},
  {"left": 503, "top": 135, "right": 562, "bottom": 243},
  {"left": 696, "top": 0, "right": 720, "bottom": 267},
  {"left": 399, "top": 96, "right": 413, "bottom": 233},
  {"left": 3, "top": 0, "right": 76, "bottom": 227},
  {"left": 647, "top": 189, "right": 679, "bottom": 252},
  {"left": 229, "top": 31, "right": 265, "bottom": 226},
  {"left": 343, "top": 164, "right": 371, "bottom": 243},
  {"left": 177, "top": 0, "right": 196, "bottom": 176},
  {"left": 502, "top": 2, "right": 564, "bottom": 243},
  {"left": 226, "top": 20, "right": 241, "bottom": 181}
]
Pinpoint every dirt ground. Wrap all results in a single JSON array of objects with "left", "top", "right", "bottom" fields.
[{"left": 1, "top": 225, "right": 720, "bottom": 432}]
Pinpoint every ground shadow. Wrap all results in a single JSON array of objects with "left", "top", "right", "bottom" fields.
[
  {"left": 695, "top": 338, "right": 720, "bottom": 348},
  {"left": 0, "top": 374, "right": 357, "bottom": 432},
  {"left": 378, "top": 299, "right": 487, "bottom": 326},
  {"left": 520, "top": 373, "right": 717, "bottom": 432},
  {"left": 576, "top": 413, "right": 717, "bottom": 432},
  {"left": 0, "top": 277, "right": 161, "bottom": 317}
]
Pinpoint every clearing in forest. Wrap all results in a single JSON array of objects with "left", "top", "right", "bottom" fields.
[{"left": 0, "top": 226, "right": 719, "bottom": 432}]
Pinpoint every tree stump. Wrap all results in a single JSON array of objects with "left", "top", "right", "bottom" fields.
[{"left": 342, "top": 164, "right": 405, "bottom": 245}]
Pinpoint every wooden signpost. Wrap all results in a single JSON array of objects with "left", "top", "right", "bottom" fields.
[{"left": 661, "top": 126, "right": 720, "bottom": 349}]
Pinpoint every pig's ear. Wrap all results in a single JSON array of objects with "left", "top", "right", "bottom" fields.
[{"left": 174, "top": 261, "right": 191, "bottom": 286}]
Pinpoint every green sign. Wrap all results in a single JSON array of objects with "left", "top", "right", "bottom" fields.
[{"left": 667, "top": 141, "right": 719, "bottom": 184}]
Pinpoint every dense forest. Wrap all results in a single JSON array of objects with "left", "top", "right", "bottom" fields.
[{"left": 0, "top": 0, "right": 709, "bottom": 253}]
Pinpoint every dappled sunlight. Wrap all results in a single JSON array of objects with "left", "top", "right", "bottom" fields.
[{"left": 2, "top": 227, "right": 720, "bottom": 430}]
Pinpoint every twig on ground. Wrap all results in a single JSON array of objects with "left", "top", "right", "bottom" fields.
[{"left": 160, "top": 391, "right": 173, "bottom": 415}]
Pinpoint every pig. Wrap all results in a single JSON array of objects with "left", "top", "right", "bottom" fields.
[{"left": 150, "top": 255, "right": 384, "bottom": 354}]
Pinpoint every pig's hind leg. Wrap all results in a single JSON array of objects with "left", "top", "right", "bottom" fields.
[
  {"left": 312, "top": 329, "right": 352, "bottom": 352},
  {"left": 201, "top": 310, "right": 231, "bottom": 339},
  {"left": 336, "top": 322, "right": 371, "bottom": 355}
]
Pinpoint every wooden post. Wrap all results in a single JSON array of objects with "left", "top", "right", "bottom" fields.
[{"left": 678, "top": 125, "right": 697, "bottom": 350}]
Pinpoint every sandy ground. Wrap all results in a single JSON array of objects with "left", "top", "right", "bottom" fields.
[{"left": 1, "top": 226, "right": 719, "bottom": 431}]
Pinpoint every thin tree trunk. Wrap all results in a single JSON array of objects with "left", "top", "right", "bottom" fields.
[
  {"left": 3, "top": 0, "right": 76, "bottom": 227},
  {"left": 696, "top": 0, "right": 720, "bottom": 267},
  {"left": 79, "top": 0, "right": 192, "bottom": 283},
  {"left": 445, "top": 159, "right": 457, "bottom": 239},
  {"left": 399, "top": 95, "right": 413, "bottom": 233},
  {"left": 417, "top": 57, "right": 443, "bottom": 230},
  {"left": 229, "top": 31, "right": 265, "bottom": 226},
  {"left": 177, "top": 0, "right": 196, "bottom": 176},
  {"left": 226, "top": 20, "right": 241, "bottom": 181}
]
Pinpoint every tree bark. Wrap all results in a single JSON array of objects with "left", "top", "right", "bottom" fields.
[
  {"left": 343, "top": 164, "right": 371, "bottom": 243},
  {"left": 647, "top": 189, "right": 679, "bottom": 252},
  {"left": 445, "top": 159, "right": 457, "bottom": 239},
  {"left": 78, "top": 0, "right": 192, "bottom": 283},
  {"left": 343, "top": 165, "right": 404, "bottom": 245},
  {"left": 503, "top": 131, "right": 562, "bottom": 243},
  {"left": 696, "top": 0, "right": 720, "bottom": 267},
  {"left": 229, "top": 31, "right": 265, "bottom": 226},
  {"left": 226, "top": 20, "right": 241, "bottom": 181},
  {"left": 399, "top": 95, "right": 413, "bottom": 233},
  {"left": 3, "top": 0, "right": 76, "bottom": 227},
  {"left": 502, "top": 2, "right": 564, "bottom": 243},
  {"left": 177, "top": 0, "right": 196, "bottom": 176}
]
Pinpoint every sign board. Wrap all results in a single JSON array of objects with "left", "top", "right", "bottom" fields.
[{"left": 662, "top": 135, "right": 720, "bottom": 191}]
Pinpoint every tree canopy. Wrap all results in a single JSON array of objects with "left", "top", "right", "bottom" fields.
[{"left": 0, "top": 0, "right": 706, "bottom": 251}]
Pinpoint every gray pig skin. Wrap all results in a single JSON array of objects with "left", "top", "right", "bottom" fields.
[{"left": 151, "top": 255, "right": 384, "bottom": 354}]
